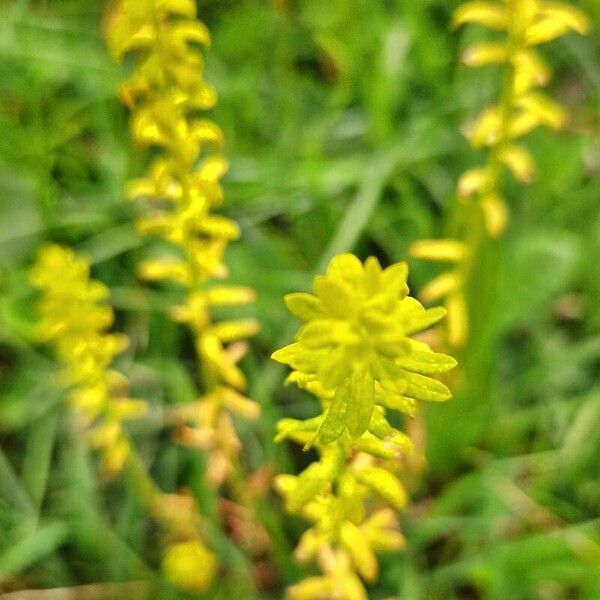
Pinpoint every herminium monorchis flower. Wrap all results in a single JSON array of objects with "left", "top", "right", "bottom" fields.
[
  {"left": 31, "top": 244, "right": 218, "bottom": 592},
  {"left": 273, "top": 253, "right": 456, "bottom": 443},
  {"left": 29, "top": 244, "right": 146, "bottom": 474},
  {"left": 410, "top": 0, "right": 589, "bottom": 347},
  {"left": 272, "top": 254, "right": 456, "bottom": 599},
  {"left": 454, "top": 0, "right": 590, "bottom": 237},
  {"left": 106, "top": 0, "right": 260, "bottom": 487}
]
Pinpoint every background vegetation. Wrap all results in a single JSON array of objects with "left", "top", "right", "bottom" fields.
[{"left": 1, "top": 0, "right": 599, "bottom": 598}]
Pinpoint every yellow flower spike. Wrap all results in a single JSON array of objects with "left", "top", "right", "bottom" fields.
[
  {"left": 340, "top": 522, "right": 378, "bottom": 581},
  {"left": 273, "top": 254, "right": 455, "bottom": 597},
  {"left": 106, "top": 0, "right": 259, "bottom": 494},
  {"left": 138, "top": 258, "right": 192, "bottom": 286},
  {"left": 209, "top": 319, "right": 261, "bottom": 344},
  {"left": 361, "top": 509, "right": 406, "bottom": 552},
  {"left": 100, "top": 437, "right": 131, "bottom": 475},
  {"left": 155, "top": 0, "right": 197, "bottom": 18},
  {"left": 468, "top": 106, "right": 502, "bottom": 147},
  {"left": 219, "top": 387, "right": 261, "bottom": 421},
  {"left": 446, "top": 291, "right": 469, "bottom": 348},
  {"left": 355, "top": 466, "right": 408, "bottom": 511},
  {"left": 508, "top": 110, "right": 541, "bottom": 138},
  {"left": 457, "top": 167, "right": 490, "bottom": 198},
  {"left": 517, "top": 92, "right": 567, "bottom": 129},
  {"left": 512, "top": 49, "right": 551, "bottom": 95},
  {"left": 412, "top": 0, "right": 589, "bottom": 347},
  {"left": 29, "top": 245, "right": 146, "bottom": 476},
  {"left": 161, "top": 540, "right": 218, "bottom": 594},
  {"left": 526, "top": 4, "right": 590, "bottom": 45},
  {"left": 481, "top": 192, "right": 510, "bottom": 238},
  {"left": 206, "top": 285, "right": 256, "bottom": 306}
]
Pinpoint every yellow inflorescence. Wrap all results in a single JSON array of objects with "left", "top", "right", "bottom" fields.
[
  {"left": 29, "top": 244, "right": 146, "bottom": 474},
  {"left": 106, "top": 0, "right": 260, "bottom": 486},
  {"left": 30, "top": 244, "right": 218, "bottom": 592},
  {"left": 411, "top": 0, "right": 589, "bottom": 347},
  {"left": 272, "top": 254, "right": 456, "bottom": 599}
]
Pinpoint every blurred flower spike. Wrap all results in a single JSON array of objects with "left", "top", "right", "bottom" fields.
[
  {"left": 411, "top": 0, "right": 589, "bottom": 348},
  {"left": 29, "top": 244, "right": 146, "bottom": 474},
  {"left": 105, "top": 0, "right": 260, "bottom": 487},
  {"left": 454, "top": 0, "right": 590, "bottom": 236},
  {"left": 272, "top": 253, "right": 456, "bottom": 599}
]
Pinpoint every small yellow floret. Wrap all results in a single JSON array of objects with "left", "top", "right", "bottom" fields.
[
  {"left": 162, "top": 540, "right": 218, "bottom": 593},
  {"left": 29, "top": 245, "right": 145, "bottom": 474}
]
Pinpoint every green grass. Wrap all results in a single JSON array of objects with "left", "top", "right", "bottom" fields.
[{"left": 1, "top": 0, "right": 600, "bottom": 598}]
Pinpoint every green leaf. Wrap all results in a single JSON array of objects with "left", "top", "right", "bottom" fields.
[
  {"left": 0, "top": 522, "right": 68, "bottom": 579},
  {"left": 346, "top": 368, "right": 375, "bottom": 438},
  {"left": 318, "top": 379, "right": 349, "bottom": 444}
]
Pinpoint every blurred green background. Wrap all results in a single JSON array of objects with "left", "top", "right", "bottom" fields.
[{"left": 1, "top": 0, "right": 599, "bottom": 598}]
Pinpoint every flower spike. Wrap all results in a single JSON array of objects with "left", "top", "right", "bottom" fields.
[{"left": 272, "top": 253, "right": 456, "bottom": 598}]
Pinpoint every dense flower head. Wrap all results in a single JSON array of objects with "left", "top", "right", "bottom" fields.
[
  {"left": 29, "top": 245, "right": 146, "bottom": 474},
  {"left": 273, "top": 253, "right": 456, "bottom": 443},
  {"left": 272, "top": 253, "right": 456, "bottom": 599}
]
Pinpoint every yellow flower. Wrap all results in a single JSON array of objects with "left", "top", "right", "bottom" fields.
[
  {"left": 106, "top": 0, "right": 260, "bottom": 486},
  {"left": 412, "top": 0, "right": 589, "bottom": 348},
  {"left": 409, "top": 239, "right": 469, "bottom": 347},
  {"left": 272, "top": 253, "right": 456, "bottom": 598},
  {"left": 29, "top": 245, "right": 146, "bottom": 474},
  {"left": 162, "top": 539, "right": 218, "bottom": 594},
  {"left": 273, "top": 253, "right": 456, "bottom": 442},
  {"left": 454, "top": 0, "right": 589, "bottom": 237}
]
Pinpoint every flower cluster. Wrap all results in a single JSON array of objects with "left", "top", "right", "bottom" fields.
[
  {"left": 29, "top": 244, "right": 146, "bottom": 474},
  {"left": 411, "top": 0, "right": 589, "bottom": 346},
  {"left": 272, "top": 254, "right": 456, "bottom": 599},
  {"left": 30, "top": 244, "right": 218, "bottom": 593},
  {"left": 106, "top": 0, "right": 260, "bottom": 486}
]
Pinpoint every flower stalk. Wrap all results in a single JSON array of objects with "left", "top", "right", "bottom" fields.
[{"left": 272, "top": 254, "right": 456, "bottom": 599}]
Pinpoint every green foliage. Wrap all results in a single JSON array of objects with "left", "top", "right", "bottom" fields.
[{"left": 1, "top": 0, "right": 599, "bottom": 598}]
